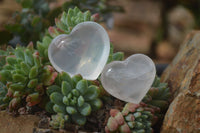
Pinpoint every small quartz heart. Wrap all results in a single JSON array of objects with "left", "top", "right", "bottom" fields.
[
  {"left": 101, "top": 54, "right": 156, "bottom": 104},
  {"left": 48, "top": 22, "right": 110, "bottom": 80}
]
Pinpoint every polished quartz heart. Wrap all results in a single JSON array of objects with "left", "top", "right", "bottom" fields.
[
  {"left": 101, "top": 54, "right": 156, "bottom": 104},
  {"left": 48, "top": 22, "right": 110, "bottom": 80}
]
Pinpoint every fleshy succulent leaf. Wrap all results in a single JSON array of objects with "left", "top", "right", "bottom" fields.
[
  {"left": 45, "top": 101, "right": 55, "bottom": 113},
  {"left": 106, "top": 117, "right": 119, "bottom": 132},
  {"left": 24, "top": 49, "right": 34, "bottom": 66},
  {"left": 26, "top": 92, "right": 40, "bottom": 106},
  {"left": 60, "top": 72, "right": 73, "bottom": 87},
  {"left": 76, "top": 79, "right": 88, "bottom": 95},
  {"left": 72, "top": 74, "right": 82, "bottom": 87},
  {"left": 46, "top": 85, "right": 61, "bottom": 96},
  {"left": 0, "top": 70, "right": 12, "bottom": 81},
  {"left": 66, "top": 106, "right": 77, "bottom": 114},
  {"left": 89, "top": 98, "right": 102, "bottom": 110},
  {"left": 53, "top": 104, "right": 66, "bottom": 114},
  {"left": 84, "top": 85, "right": 99, "bottom": 101},
  {"left": 29, "top": 66, "right": 38, "bottom": 79},
  {"left": 105, "top": 103, "right": 154, "bottom": 133},
  {"left": 50, "top": 92, "right": 64, "bottom": 105},
  {"left": 78, "top": 103, "right": 91, "bottom": 116},
  {"left": 72, "top": 113, "right": 86, "bottom": 126},
  {"left": 6, "top": 57, "right": 17, "bottom": 65},
  {"left": 61, "top": 81, "right": 72, "bottom": 96},
  {"left": 27, "top": 79, "right": 38, "bottom": 89},
  {"left": 78, "top": 95, "right": 84, "bottom": 107}
]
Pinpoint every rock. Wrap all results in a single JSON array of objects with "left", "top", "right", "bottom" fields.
[
  {"left": 0, "top": 111, "right": 62, "bottom": 133},
  {"left": 167, "top": 6, "right": 195, "bottom": 49},
  {"left": 156, "top": 41, "right": 176, "bottom": 62},
  {"left": 160, "top": 31, "right": 200, "bottom": 133},
  {"left": 161, "top": 91, "right": 200, "bottom": 133},
  {"left": 161, "top": 31, "right": 200, "bottom": 98},
  {"left": 0, "top": 111, "right": 40, "bottom": 133}
]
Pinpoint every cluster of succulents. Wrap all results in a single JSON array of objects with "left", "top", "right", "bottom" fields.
[
  {"left": 0, "top": 82, "right": 10, "bottom": 110},
  {"left": 37, "top": 7, "right": 124, "bottom": 64},
  {"left": 105, "top": 103, "right": 154, "bottom": 133},
  {"left": 0, "top": 6, "right": 171, "bottom": 132},
  {"left": 45, "top": 72, "right": 103, "bottom": 128},
  {"left": 1, "top": 0, "right": 123, "bottom": 46},
  {"left": 0, "top": 48, "right": 10, "bottom": 70},
  {"left": 142, "top": 76, "right": 171, "bottom": 115},
  {"left": 0, "top": 43, "right": 58, "bottom": 111},
  {"left": 62, "top": 0, "right": 123, "bottom": 21},
  {"left": 4, "top": 0, "right": 53, "bottom": 46},
  {"left": 105, "top": 76, "right": 171, "bottom": 133}
]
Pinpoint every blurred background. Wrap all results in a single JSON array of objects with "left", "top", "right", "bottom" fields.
[{"left": 0, "top": 0, "right": 199, "bottom": 67}]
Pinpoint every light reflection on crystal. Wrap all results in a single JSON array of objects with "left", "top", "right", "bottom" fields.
[
  {"left": 101, "top": 54, "right": 156, "bottom": 104},
  {"left": 48, "top": 22, "right": 110, "bottom": 80}
]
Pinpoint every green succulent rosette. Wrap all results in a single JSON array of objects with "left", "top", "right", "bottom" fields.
[{"left": 46, "top": 72, "right": 102, "bottom": 128}]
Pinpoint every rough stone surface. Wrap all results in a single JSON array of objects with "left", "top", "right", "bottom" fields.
[
  {"left": 160, "top": 31, "right": 200, "bottom": 133},
  {"left": 167, "top": 6, "right": 195, "bottom": 49},
  {"left": 0, "top": 111, "right": 62, "bottom": 133},
  {"left": 161, "top": 91, "right": 200, "bottom": 133},
  {"left": 0, "top": 111, "right": 40, "bottom": 133},
  {"left": 156, "top": 41, "right": 176, "bottom": 62}
]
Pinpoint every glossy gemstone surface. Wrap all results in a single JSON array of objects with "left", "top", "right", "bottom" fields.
[
  {"left": 48, "top": 22, "right": 110, "bottom": 80},
  {"left": 101, "top": 54, "right": 156, "bottom": 104}
]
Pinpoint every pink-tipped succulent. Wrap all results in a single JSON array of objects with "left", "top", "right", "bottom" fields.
[
  {"left": 105, "top": 76, "right": 171, "bottom": 133},
  {"left": 105, "top": 103, "right": 154, "bottom": 133},
  {"left": 0, "top": 44, "right": 58, "bottom": 112}
]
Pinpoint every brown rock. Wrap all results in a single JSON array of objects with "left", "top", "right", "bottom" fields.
[
  {"left": 156, "top": 41, "right": 176, "bottom": 61},
  {"left": 0, "top": 111, "right": 63, "bottom": 133},
  {"left": 0, "top": 111, "right": 40, "bottom": 133},
  {"left": 160, "top": 31, "right": 200, "bottom": 133},
  {"left": 167, "top": 6, "right": 195, "bottom": 49},
  {"left": 161, "top": 90, "right": 200, "bottom": 133},
  {"left": 161, "top": 31, "right": 200, "bottom": 98}
]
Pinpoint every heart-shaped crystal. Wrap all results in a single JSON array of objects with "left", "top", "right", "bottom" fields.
[
  {"left": 101, "top": 54, "right": 156, "bottom": 104},
  {"left": 48, "top": 22, "right": 110, "bottom": 80}
]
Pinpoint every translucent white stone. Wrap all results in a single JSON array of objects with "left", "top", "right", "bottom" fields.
[
  {"left": 101, "top": 54, "right": 156, "bottom": 104},
  {"left": 48, "top": 22, "right": 110, "bottom": 80}
]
